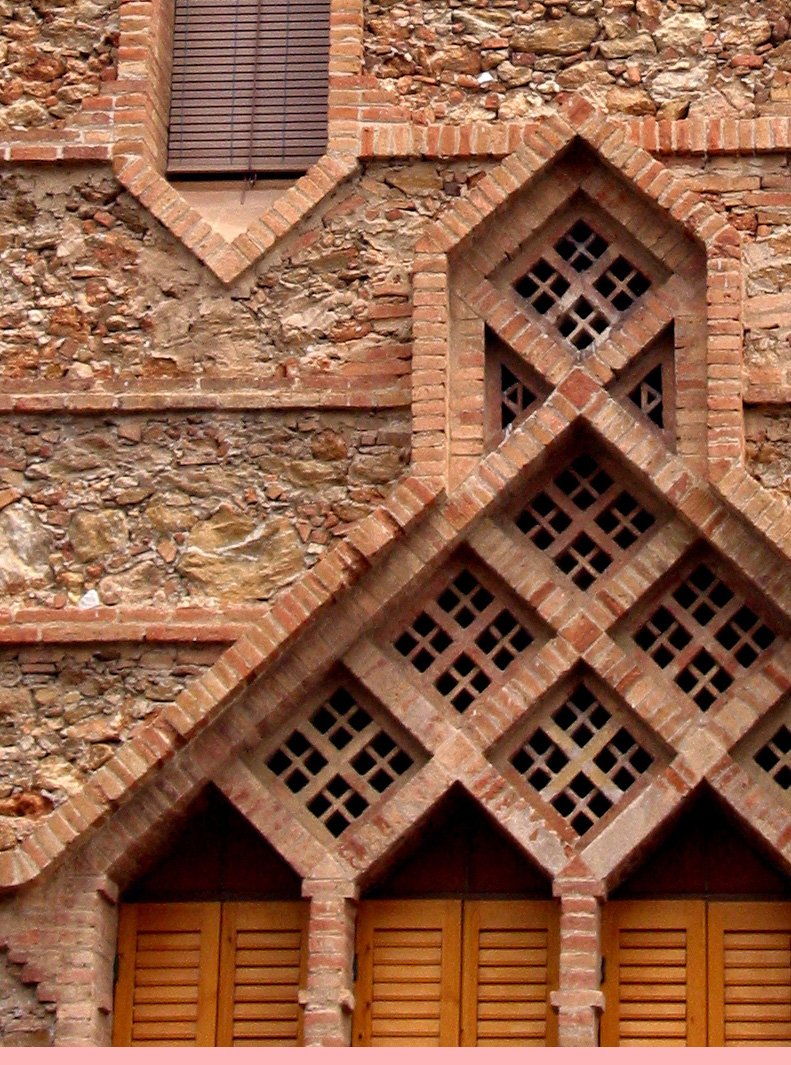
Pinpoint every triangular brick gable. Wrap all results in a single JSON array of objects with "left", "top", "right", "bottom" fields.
[{"left": 4, "top": 357, "right": 791, "bottom": 894}]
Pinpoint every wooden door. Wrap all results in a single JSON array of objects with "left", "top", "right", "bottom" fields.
[
  {"left": 113, "top": 902, "right": 222, "bottom": 1046},
  {"left": 708, "top": 902, "right": 791, "bottom": 1047},
  {"left": 460, "top": 900, "right": 558, "bottom": 1046},
  {"left": 601, "top": 900, "right": 707, "bottom": 1046},
  {"left": 353, "top": 899, "right": 462, "bottom": 1046},
  {"left": 353, "top": 899, "right": 558, "bottom": 1046},
  {"left": 603, "top": 899, "right": 791, "bottom": 1046},
  {"left": 113, "top": 901, "right": 307, "bottom": 1046},
  {"left": 216, "top": 901, "right": 308, "bottom": 1046}
]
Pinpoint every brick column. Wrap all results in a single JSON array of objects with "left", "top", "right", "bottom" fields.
[
  {"left": 300, "top": 878, "right": 357, "bottom": 1047},
  {"left": 551, "top": 872, "right": 604, "bottom": 1047}
]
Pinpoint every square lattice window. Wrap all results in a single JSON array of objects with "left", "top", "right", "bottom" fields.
[
  {"left": 257, "top": 684, "right": 425, "bottom": 837},
  {"left": 514, "top": 451, "right": 660, "bottom": 590},
  {"left": 392, "top": 561, "right": 544, "bottom": 713},
  {"left": 627, "top": 557, "right": 779, "bottom": 712},
  {"left": 499, "top": 680, "right": 662, "bottom": 836},
  {"left": 511, "top": 215, "right": 653, "bottom": 353}
]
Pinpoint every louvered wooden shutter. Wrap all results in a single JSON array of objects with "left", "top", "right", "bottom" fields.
[
  {"left": 353, "top": 900, "right": 462, "bottom": 1046},
  {"left": 216, "top": 901, "right": 307, "bottom": 1046},
  {"left": 168, "top": 0, "right": 330, "bottom": 174},
  {"left": 708, "top": 901, "right": 791, "bottom": 1046},
  {"left": 113, "top": 903, "right": 221, "bottom": 1046},
  {"left": 601, "top": 900, "right": 707, "bottom": 1046},
  {"left": 460, "top": 900, "right": 558, "bottom": 1046}
]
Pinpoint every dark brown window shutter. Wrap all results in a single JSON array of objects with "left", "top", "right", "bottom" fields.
[{"left": 167, "top": 0, "right": 330, "bottom": 175}]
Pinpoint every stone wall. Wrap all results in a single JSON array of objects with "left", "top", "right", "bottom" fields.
[
  {"left": 0, "top": 952, "right": 54, "bottom": 1046},
  {"left": 746, "top": 408, "right": 791, "bottom": 495},
  {"left": 0, "top": 1, "right": 118, "bottom": 132},
  {"left": 0, "top": 641, "right": 226, "bottom": 851},
  {"left": 0, "top": 162, "right": 489, "bottom": 383},
  {"left": 364, "top": 0, "right": 791, "bottom": 124},
  {"left": 0, "top": 410, "right": 409, "bottom": 609}
]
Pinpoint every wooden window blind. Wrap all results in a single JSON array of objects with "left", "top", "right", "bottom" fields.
[
  {"left": 167, "top": 0, "right": 330, "bottom": 175},
  {"left": 602, "top": 900, "right": 791, "bottom": 1046},
  {"left": 352, "top": 899, "right": 558, "bottom": 1047},
  {"left": 113, "top": 901, "right": 307, "bottom": 1046}
]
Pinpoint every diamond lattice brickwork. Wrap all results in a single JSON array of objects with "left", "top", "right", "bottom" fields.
[
  {"left": 501, "top": 681, "right": 659, "bottom": 836},
  {"left": 262, "top": 686, "right": 424, "bottom": 837},
  {"left": 514, "top": 452, "right": 659, "bottom": 590},
  {"left": 629, "top": 559, "right": 778, "bottom": 712},
  {"left": 755, "top": 724, "right": 791, "bottom": 793},
  {"left": 513, "top": 218, "right": 652, "bottom": 351},
  {"left": 393, "top": 563, "right": 543, "bottom": 713}
]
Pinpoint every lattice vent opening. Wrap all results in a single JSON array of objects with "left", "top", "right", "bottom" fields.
[
  {"left": 611, "top": 331, "right": 676, "bottom": 444},
  {"left": 260, "top": 685, "right": 425, "bottom": 837},
  {"left": 500, "top": 680, "right": 661, "bottom": 837},
  {"left": 514, "top": 448, "right": 660, "bottom": 590},
  {"left": 754, "top": 725, "right": 791, "bottom": 792},
  {"left": 392, "top": 560, "right": 545, "bottom": 714},
  {"left": 485, "top": 329, "right": 548, "bottom": 443},
  {"left": 627, "top": 557, "right": 779, "bottom": 713},
  {"left": 512, "top": 216, "right": 653, "bottom": 352}
]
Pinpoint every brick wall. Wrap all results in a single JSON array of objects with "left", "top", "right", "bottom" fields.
[{"left": 0, "top": 0, "right": 790, "bottom": 1049}]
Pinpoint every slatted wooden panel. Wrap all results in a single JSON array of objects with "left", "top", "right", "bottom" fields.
[
  {"left": 353, "top": 900, "right": 462, "bottom": 1046},
  {"left": 168, "top": 0, "right": 330, "bottom": 174},
  {"left": 460, "top": 900, "right": 558, "bottom": 1046},
  {"left": 216, "top": 901, "right": 307, "bottom": 1046},
  {"left": 708, "top": 901, "right": 791, "bottom": 1047},
  {"left": 113, "top": 903, "right": 221, "bottom": 1046},
  {"left": 601, "top": 900, "right": 707, "bottom": 1046}
]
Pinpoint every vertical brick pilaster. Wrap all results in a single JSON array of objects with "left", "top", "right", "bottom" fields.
[
  {"left": 301, "top": 878, "right": 358, "bottom": 1046},
  {"left": 551, "top": 871, "right": 604, "bottom": 1047}
]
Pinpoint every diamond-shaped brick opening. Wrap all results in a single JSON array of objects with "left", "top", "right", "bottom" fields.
[
  {"left": 754, "top": 724, "right": 791, "bottom": 793},
  {"left": 515, "top": 452, "right": 659, "bottom": 590},
  {"left": 393, "top": 562, "right": 544, "bottom": 713},
  {"left": 261, "top": 685, "right": 425, "bottom": 837},
  {"left": 508, "top": 215, "right": 657, "bottom": 354},
  {"left": 631, "top": 560, "right": 778, "bottom": 712},
  {"left": 502, "top": 681, "right": 659, "bottom": 837}
]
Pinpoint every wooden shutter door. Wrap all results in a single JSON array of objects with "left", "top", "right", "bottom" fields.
[
  {"left": 601, "top": 900, "right": 707, "bottom": 1046},
  {"left": 215, "top": 901, "right": 307, "bottom": 1046},
  {"left": 708, "top": 901, "right": 791, "bottom": 1046},
  {"left": 353, "top": 900, "right": 462, "bottom": 1046},
  {"left": 112, "top": 902, "right": 221, "bottom": 1046},
  {"left": 460, "top": 900, "right": 558, "bottom": 1046}
]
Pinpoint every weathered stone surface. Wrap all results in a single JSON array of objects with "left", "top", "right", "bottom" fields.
[
  {"left": 0, "top": 503, "right": 51, "bottom": 594},
  {"left": 0, "top": 0, "right": 117, "bottom": 131},
  {"left": 0, "top": 411, "right": 409, "bottom": 607},
  {"left": 179, "top": 510, "right": 303, "bottom": 600},
  {"left": 0, "top": 642, "right": 225, "bottom": 850},
  {"left": 511, "top": 18, "right": 598, "bottom": 56},
  {"left": 364, "top": 0, "right": 791, "bottom": 121}
]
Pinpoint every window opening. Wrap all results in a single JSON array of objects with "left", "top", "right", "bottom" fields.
[
  {"left": 392, "top": 560, "right": 545, "bottom": 714},
  {"left": 500, "top": 679, "right": 661, "bottom": 837},
  {"left": 512, "top": 217, "right": 652, "bottom": 352},
  {"left": 514, "top": 450, "right": 660, "bottom": 590},
  {"left": 262, "top": 685, "right": 422, "bottom": 837},
  {"left": 628, "top": 557, "right": 778, "bottom": 712}
]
